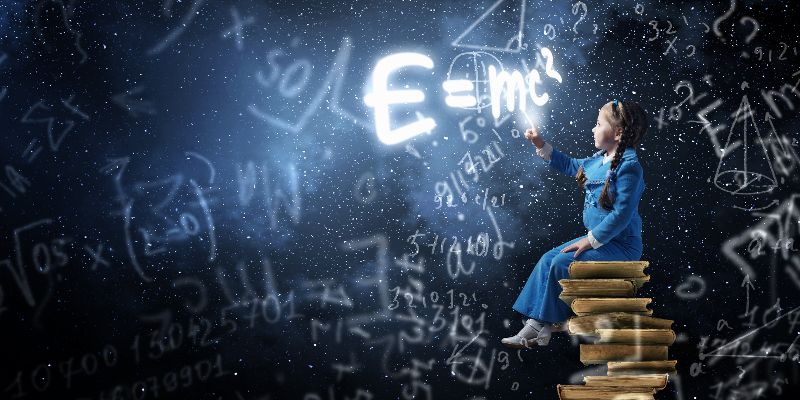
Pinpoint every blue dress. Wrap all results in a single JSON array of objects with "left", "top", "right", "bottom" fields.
[{"left": 512, "top": 146, "right": 646, "bottom": 324}]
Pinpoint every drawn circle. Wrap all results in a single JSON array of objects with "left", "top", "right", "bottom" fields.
[
  {"left": 103, "top": 345, "right": 118, "bottom": 366},
  {"left": 635, "top": 4, "right": 644, "bottom": 15},
  {"left": 279, "top": 59, "right": 312, "bottom": 98},
  {"left": 714, "top": 170, "right": 776, "bottom": 195},
  {"left": 543, "top": 24, "right": 556, "bottom": 40},
  {"left": 446, "top": 52, "right": 503, "bottom": 111},
  {"left": 262, "top": 295, "right": 282, "bottom": 323},
  {"left": 179, "top": 212, "right": 201, "bottom": 235},
  {"left": 33, "top": 242, "right": 52, "bottom": 273},
  {"left": 675, "top": 275, "right": 706, "bottom": 300},
  {"left": 82, "top": 353, "right": 98, "bottom": 375},
  {"left": 31, "top": 364, "right": 51, "bottom": 391},
  {"left": 689, "top": 362, "right": 703, "bottom": 377}
]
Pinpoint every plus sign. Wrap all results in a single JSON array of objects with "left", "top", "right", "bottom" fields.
[{"left": 222, "top": 7, "right": 255, "bottom": 51}]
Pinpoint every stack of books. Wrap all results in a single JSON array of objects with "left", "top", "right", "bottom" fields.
[{"left": 555, "top": 261, "right": 677, "bottom": 400}]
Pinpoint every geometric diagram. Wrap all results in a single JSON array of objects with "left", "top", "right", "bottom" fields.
[
  {"left": 451, "top": 0, "right": 527, "bottom": 53},
  {"left": 248, "top": 37, "right": 352, "bottom": 134},
  {"left": 714, "top": 93, "right": 777, "bottom": 195},
  {"left": 445, "top": 51, "right": 504, "bottom": 113},
  {"left": 721, "top": 193, "right": 800, "bottom": 281}
]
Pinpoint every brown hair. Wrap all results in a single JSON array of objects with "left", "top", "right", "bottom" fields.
[{"left": 576, "top": 101, "right": 649, "bottom": 210}]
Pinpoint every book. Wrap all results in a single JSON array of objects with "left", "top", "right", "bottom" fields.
[
  {"left": 555, "top": 259, "right": 680, "bottom": 399},
  {"left": 583, "top": 374, "right": 669, "bottom": 390},
  {"left": 568, "top": 261, "right": 650, "bottom": 279},
  {"left": 567, "top": 313, "right": 673, "bottom": 335},
  {"left": 558, "top": 279, "right": 638, "bottom": 305},
  {"left": 606, "top": 360, "right": 678, "bottom": 375},
  {"left": 579, "top": 344, "right": 668, "bottom": 364},
  {"left": 570, "top": 298, "right": 652, "bottom": 316},
  {"left": 557, "top": 384, "right": 655, "bottom": 400},
  {"left": 595, "top": 329, "right": 676, "bottom": 345}
]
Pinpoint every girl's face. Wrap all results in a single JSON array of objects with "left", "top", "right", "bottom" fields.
[{"left": 592, "top": 103, "right": 622, "bottom": 152}]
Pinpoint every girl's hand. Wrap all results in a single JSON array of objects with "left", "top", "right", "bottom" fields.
[
  {"left": 524, "top": 127, "right": 545, "bottom": 149},
  {"left": 560, "top": 237, "right": 593, "bottom": 258}
]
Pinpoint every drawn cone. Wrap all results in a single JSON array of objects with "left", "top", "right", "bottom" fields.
[{"left": 714, "top": 95, "right": 777, "bottom": 195}]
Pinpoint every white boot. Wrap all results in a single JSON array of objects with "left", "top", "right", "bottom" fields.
[{"left": 500, "top": 318, "right": 552, "bottom": 349}]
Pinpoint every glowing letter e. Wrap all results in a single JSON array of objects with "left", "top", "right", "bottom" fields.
[{"left": 364, "top": 53, "right": 436, "bottom": 145}]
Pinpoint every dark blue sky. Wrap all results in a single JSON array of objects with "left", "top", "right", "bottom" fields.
[{"left": 1, "top": 1, "right": 799, "bottom": 399}]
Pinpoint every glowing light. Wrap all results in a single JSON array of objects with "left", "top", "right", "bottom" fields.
[
  {"left": 488, "top": 47, "right": 559, "bottom": 119},
  {"left": 488, "top": 66, "right": 528, "bottom": 119},
  {"left": 364, "top": 47, "right": 562, "bottom": 145},
  {"left": 442, "top": 79, "right": 478, "bottom": 108},
  {"left": 526, "top": 70, "right": 549, "bottom": 106},
  {"left": 364, "top": 53, "right": 437, "bottom": 145}
]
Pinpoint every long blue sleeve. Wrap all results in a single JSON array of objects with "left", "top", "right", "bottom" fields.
[
  {"left": 548, "top": 147, "right": 590, "bottom": 176},
  {"left": 590, "top": 160, "right": 645, "bottom": 244}
]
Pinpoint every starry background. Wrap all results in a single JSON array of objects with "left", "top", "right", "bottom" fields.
[{"left": 1, "top": 0, "right": 799, "bottom": 399}]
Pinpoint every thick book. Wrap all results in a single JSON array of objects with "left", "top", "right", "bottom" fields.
[
  {"left": 568, "top": 261, "right": 650, "bottom": 279},
  {"left": 558, "top": 279, "right": 638, "bottom": 304},
  {"left": 570, "top": 298, "right": 652, "bottom": 316},
  {"left": 562, "top": 276, "right": 652, "bottom": 292},
  {"left": 567, "top": 313, "right": 673, "bottom": 335},
  {"left": 583, "top": 374, "right": 669, "bottom": 390},
  {"left": 595, "top": 329, "right": 676, "bottom": 345},
  {"left": 579, "top": 344, "right": 668, "bottom": 364},
  {"left": 606, "top": 360, "right": 678, "bottom": 375},
  {"left": 557, "top": 384, "right": 655, "bottom": 400}
]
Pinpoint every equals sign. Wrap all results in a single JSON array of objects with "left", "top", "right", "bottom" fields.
[{"left": 21, "top": 138, "right": 42, "bottom": 163}]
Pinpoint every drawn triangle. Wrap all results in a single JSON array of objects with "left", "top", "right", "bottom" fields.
[{"left": 451, "top": 0, "right": 526, "bottom": 53}]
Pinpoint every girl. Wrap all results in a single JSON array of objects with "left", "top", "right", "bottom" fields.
[{"left": 501, "top": 100, "right": 649, "bottom": 349}]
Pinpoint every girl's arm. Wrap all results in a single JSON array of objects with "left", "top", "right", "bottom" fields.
[
  {"left": 587, "top": 160, "right": 645, "bottom": 245},
  {"left": 536, "top": 141, "right": 591, "bottom": 176}
]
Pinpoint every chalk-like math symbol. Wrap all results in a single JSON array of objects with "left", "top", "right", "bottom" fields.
[
  {"left": 108, "top": 152, "right": 218, "bottom": 282},
  {"left": 249, "top": 37, "right": 352, "bottom": 133},
  {"left": 20, "top": 96, "right": 90, "bottom": 163},
  {"left": 451, "top": 0, "right": 527, "bottom": 53},
  {"left": 714, "top": 93, "right": 777, "bottom": 195},
  {"left": 147, "top": 0, "right": 206, "bottom": 56}
]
